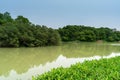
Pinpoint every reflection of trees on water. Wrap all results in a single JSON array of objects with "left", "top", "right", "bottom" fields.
[
  {"left": 0, "top": 47, "right": 61, "bottom": 75},
  {"left": 1, "top": 53, "right": 120, "bottom": 80},
  {"left": 0, "top": 42, "right": 120, "bottom": 76},
  {"left": 61, "top": 42, "right": 120, "bottom": 57}
]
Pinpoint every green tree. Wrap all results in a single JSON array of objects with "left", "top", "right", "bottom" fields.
[{"left": 15, "top": 16, "right": 31, "bottom": 25}]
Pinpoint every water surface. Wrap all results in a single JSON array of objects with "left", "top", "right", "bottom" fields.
[{"left": 0, "top": 42, "right": 120, "bottom": 80}]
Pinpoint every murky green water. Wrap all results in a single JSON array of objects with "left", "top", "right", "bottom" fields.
[{"left": 0, "top": 42, "right": 120, "bottom": 80}]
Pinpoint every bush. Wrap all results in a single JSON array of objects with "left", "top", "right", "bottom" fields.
[{"left": 33, "top": 56, "right": 120, "bottom": 80}]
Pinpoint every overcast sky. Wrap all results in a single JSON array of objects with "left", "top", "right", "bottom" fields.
[{"left": 0, "top": 0, "right": 120, "bottom": 30}]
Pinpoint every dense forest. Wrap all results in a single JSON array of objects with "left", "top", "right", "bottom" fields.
[
  {"left": 0, "top": 12, "right": 120, "bottom": 47},
  {"left": 0, "top": 12, "right": 61, "bottom": 47},
  {"left": 58, "top": 25, "right": 120, "bottom": 42}
]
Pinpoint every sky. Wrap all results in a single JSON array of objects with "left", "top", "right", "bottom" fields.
[{"left": 0, "top": 0, "right": 120, "bottom": 30}]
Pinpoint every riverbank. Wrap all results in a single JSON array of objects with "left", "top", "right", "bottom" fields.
[{"left": 33, "top": 55, "right": 120, "bottom": 80}]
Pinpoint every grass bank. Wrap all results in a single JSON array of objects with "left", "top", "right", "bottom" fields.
[{"left": 33, "top": 56, "right": 120, "bottom": 80}]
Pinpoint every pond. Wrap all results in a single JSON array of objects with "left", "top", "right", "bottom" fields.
[{"left": 0, "top": 42, "right": 120, "bottom": 80}]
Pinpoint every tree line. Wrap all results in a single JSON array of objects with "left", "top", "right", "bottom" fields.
[
  {"left": 58, "top": 25, "right": 120, "bottom": 42},
  {"left": 0, "top": 12, "right": 61, "bottom": 47},
  {"left": 0, "top": 12, "right": 120, "bottom": 47}
]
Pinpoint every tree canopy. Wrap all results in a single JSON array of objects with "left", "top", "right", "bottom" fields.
[
  {"left": 0, "top": 12, "right": 61, "bottom": 47},
  {"left": 58, "top": 25, "right": 120, "bottom": 42},
  {"left": 0, "top": 12, "right": 120, "bottom": 47}
]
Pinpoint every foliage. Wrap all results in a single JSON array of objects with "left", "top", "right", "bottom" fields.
[
  {"left": 0, "top": 12, "right": 13, "bottom": 25},
  {"left": 58, "top": 25, "right": 120, "bottom": 42},
  {"left": 0, "top": 12, "right": 61, "bottom": 47},
  {"left": 33, "top": 56, "right": 120, "bottom": 80},
  {"left": 0, "top": 12, "right": 120, "bottom": 47}
]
